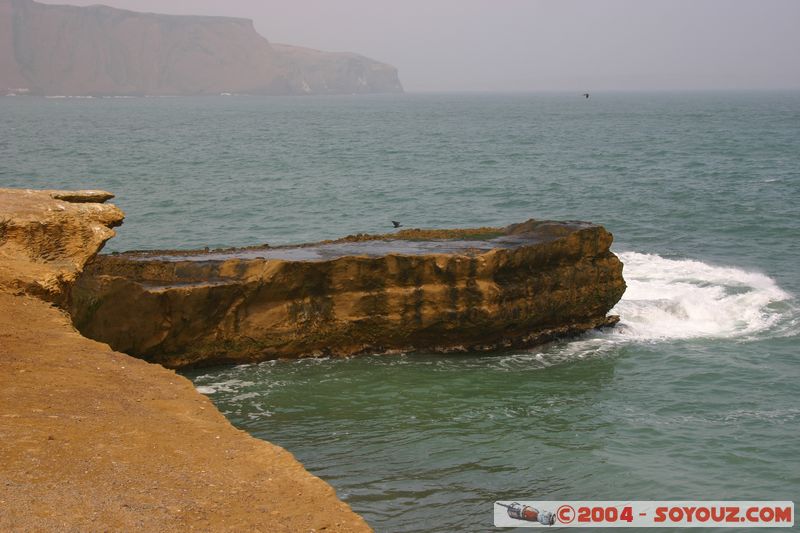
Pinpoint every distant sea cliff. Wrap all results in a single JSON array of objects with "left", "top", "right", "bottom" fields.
[{"left": 0, "top": 0, "right": 403, "bottom": 96}]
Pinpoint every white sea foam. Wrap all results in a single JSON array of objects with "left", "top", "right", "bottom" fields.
[
  {"left": 610, "top": 251, "right": 793, "bottom": 341},
  {"left": 495, "top": 252, "right": 795, "bottom": 370}
]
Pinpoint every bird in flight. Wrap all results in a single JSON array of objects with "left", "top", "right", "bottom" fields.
[
  {"left": 392, "top": 221, "right": 403, "bottom": 228},
  {"left": 582, "top": 93, "right": 590, "bottom": 99}
]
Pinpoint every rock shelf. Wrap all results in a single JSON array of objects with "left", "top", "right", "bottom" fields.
[{"left": 71, "top": 219, "right": 626, "bottom": 368}]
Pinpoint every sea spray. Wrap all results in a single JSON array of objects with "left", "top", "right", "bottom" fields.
[{"left": 611, "top": 252, "right": 793, "bottom": 341}]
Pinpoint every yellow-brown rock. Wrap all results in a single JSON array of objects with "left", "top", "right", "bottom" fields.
[
  {"left": 0, "top": 188, "right": 123, "bottom": 302},
  {"left": 0, "top": 188, "right": 370, "bottom": 532},
  {"left": 70, "top": 219, "right": 626, "bottom": 368}
]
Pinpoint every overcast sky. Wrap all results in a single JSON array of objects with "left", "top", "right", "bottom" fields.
[{"left": 40, "top": 0, "right": 800, "bottom": 92}]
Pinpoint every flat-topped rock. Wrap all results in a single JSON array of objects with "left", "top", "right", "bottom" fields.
[{"left": 70, "top": 219, "right": 626, "bottom": 368}]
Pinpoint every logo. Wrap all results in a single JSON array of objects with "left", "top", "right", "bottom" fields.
[
  {"left": 496, "top": 502, "right": 555, "bottom": 525},
  {"left": 494, "top": 501, "right": 794, "bottom": 528}
]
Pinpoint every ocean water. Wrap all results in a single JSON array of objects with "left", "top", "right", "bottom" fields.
[{"left": 2, "top": 92, "right": 798, "bottom": 531}]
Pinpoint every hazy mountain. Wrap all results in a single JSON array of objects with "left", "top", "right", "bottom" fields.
[{"left": 0, "top": 0, "right": 403, "bottom": 96}]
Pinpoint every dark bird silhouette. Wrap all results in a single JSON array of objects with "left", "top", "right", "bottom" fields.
[
  {"left": 391, "top": 221, "right": 403, "bottom": 228},
  {"left": 582, "top": 93, "right": 590, "bottom": 99}
]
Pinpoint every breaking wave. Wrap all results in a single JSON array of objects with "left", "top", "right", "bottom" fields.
[
  {"left": 610, "top": 251, "right": 794, "bottom": 341},
  {"left": 494, "top": 251, "right": 796, "bottom": 370}
]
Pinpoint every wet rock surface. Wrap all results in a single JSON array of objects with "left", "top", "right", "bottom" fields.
[{"left": 70, "top": 219, "right": 627, "bottom": 368}]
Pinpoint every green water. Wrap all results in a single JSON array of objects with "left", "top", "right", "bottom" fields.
[{"left": 2, "top": 92, "right": 798, "bottom": 531}]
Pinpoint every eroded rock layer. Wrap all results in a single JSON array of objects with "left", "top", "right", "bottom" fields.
[{"left": 70, "top": 220, "right": 626, "bottom": 368}]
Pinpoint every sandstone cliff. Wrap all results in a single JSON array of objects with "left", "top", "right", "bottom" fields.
[
  {"left": 0, "top": 188, "right": 370, "bottom": 531},
  {"left": 70, "top": 221, "right": 626, "bottom": 368},
  {"left": 0, "top": 0, "right": 402, "bottom": 96}
]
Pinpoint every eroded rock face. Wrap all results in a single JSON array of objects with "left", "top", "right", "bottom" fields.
[
  {"left": 0, "top": 188, "right": 123, "bottom": 302},
  {"left": 70, "top": 220, "right": 626, "bottom": 368}
]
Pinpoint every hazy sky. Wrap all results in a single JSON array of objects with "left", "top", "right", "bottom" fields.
[{"left": 40, "top": 0, "right": 800, "bottom": 92}]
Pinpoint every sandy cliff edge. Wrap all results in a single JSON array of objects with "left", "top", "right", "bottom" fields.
[{"left": 0, "top": 188, "right": 370, "bottom": 532}]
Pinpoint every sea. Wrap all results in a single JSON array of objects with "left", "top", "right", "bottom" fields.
[{"left": 2, "top": 92, "right": 798, "bottom": 531}]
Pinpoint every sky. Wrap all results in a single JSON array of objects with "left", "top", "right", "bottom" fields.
[{"left": 39, "top": 0, "right": 800, "bottom": 92}]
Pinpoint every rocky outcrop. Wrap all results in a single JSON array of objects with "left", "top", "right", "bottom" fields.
[
  {"left": 0, "top": 188, "right": 123, "bottom": 302},
  {"left": 0, "top": 187, "right": 370, "bottom": 531},
  {"left": 70, "top": 221, "right": 626, "bottom": 368},
  {"left": 0, "top": 0, "right": 402, "bottom": 96}
]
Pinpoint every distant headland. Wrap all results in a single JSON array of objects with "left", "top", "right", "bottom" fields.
[{"left": 0, "top": 0, "right": 403, "bottom": 97}]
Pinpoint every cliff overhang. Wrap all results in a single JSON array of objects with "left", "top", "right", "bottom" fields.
[{"left": 0, "top": 188, "right": 124, "bottom": 302}]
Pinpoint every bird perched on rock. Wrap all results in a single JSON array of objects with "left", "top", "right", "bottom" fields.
[{"left": 392, "top": 221, "right": 403, "bottom": 228}]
